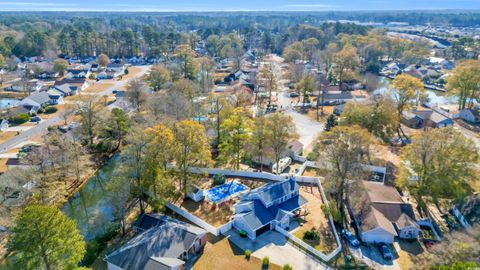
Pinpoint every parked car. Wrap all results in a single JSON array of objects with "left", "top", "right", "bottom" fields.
[
  {"left": 58, "top": 125, "right": 68, "bottom": 133},
  {"left": 379, "top": 244, "right": 393, "bottom": 260},
  {"left": 68, "top": 122, "right": 79, "bottom": 130},
  {"left": 30, "top": 116, "right": 41, "bottom": 122},
  {"left": 112, "top": 89, "right": 118, "bottom": 94},
  {"left": 289, "top": 92, "right": 299, "bottom": 98},
  {"left": 341, "top": 229, "right": 360, "bottom": 248}
]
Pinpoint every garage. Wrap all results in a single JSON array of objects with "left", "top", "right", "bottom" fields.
[{"left": 255, "top": 223, "right": 271, "bottom": 237}]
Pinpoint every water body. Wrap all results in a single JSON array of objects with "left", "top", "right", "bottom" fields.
[
  {"left": 0, "top": 98, "right": 20, "bottom": 109},
  {"left": 62, "top": 156, "right": 120, "bottom": 241},
  {"left": 375, "top": 77, "right": 458, "bottom": 105}
]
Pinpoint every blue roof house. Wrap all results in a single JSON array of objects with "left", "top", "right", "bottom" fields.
[{"left": 233, "top": 178, "right": 307, "bottom": 239}]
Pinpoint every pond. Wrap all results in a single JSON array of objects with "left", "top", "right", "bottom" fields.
[
  {"left": 374, "top": 77, "right": 458, "bottom": 106},
  {"left": 62, "top": 156, "right": 120, "bottom": 241},
  {"left": 0, "top": 98, "right": 20, "bottom": 109}
]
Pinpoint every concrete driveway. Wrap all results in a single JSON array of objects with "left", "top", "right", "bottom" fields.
[{"left": 224, "top": 230, "right": 330, "bottom": 270}]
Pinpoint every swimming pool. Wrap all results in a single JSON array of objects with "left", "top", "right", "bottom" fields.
[{"left": 204, "top": 181, "right": 248, "bottom": 203}]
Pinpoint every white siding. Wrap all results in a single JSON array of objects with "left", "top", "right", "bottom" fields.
[
  {"left": 107, "top": 262, "right": 124, "bottom": 270},
  {"left": 233, "top": 217, "right": 255, "bottom": 239},
  {"left": 361, "top": 228, "right": 395, "bottom": 244}
]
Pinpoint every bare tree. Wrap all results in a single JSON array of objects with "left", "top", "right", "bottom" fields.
[{"left": 126, "top": 78, "right": 148, "bottom": 112}]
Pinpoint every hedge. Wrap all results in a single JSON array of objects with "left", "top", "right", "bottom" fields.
[
  {"left": 10, "top": 113, "right": 30, "bottom": 125},
  {"left": 44, "top": 106, "right": 58, "bottom": 114}
]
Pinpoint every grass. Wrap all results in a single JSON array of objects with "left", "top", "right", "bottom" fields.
[
  {"left": 0, "top": 131, "right": 16, "bottom": 144},
  {"left": 83, "top": 82, "right": 115, "bottom": 94},
  {"left": 180, "top": 198, "right": 233, "bottom": 227},
  {"left": 193, "top": 236, "right": 281, "bottom": 270},
  {"left": 395, "top": 240, "right": 425, "bottom": 270}
]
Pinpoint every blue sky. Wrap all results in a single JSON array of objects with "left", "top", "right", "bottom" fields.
[{"left": 0, "top": 0, "right": 479, "bottom": 11}]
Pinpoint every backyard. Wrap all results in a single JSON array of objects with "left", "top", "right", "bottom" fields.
[
  {"left": 180, "top": 198, "right": 234, "bottom": 227},
  {"left": 292, "top": 185, "right": 337, "bottom": 253}
]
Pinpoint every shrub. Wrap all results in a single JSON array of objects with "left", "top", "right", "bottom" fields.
[
  {"left": 244, "top": 249, "right": 251, "bottom": 260},
  {"left": 303, "top": 228, "right": 320, "bottom": 241},
  {"left": 81, "top": 223, "right": 119, "bottom": 266},
  {"left": 282, "top": 264, "right": 293, "bottom": 270},
  {"left": 262, "top": 256, "right": 270, "bottom": 267},
  {"left": 44, "top": 106, "right": 58, "bottom": 114},
  {"left": 239, "top": 230, "right": 247, "bottom": 238},
  {"left": 10, "top": 113, "right": 30, "bottom": 125},
  {"left": 213, "top": 174, "right": 225, "bottom": 186}
]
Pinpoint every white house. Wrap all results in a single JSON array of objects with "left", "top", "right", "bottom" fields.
[
  {"left": 65, "top": 69, "right": 91, "bottom": 79},
  {"left": 459, "top": 108, "right": 480, "bottom": 124}
]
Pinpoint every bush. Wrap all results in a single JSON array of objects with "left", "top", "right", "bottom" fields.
[
  {"left": 303, "top": 228, "right": 320, "bottom": 241},
  {"left": 10, "top": 113, "right": 30, "bottom": 125},
  {"left": 282, "top": 264, "right": 293, "bottom": 270},
  {"left": 213, "top": 174, "right": 225, "bottom": 186},
  {"left": 244, "top": 249, "right": 251, "bottom": 260},
  {"left": 81, "top": 223, "right": 119, "bottom": 266},
  {"left": 239, "top": 230, "right": 248, "bottom": 238},
  {"left": 44, "top": 106, "right": 58, "bottom": 114},
  {"left": 262, "top": 256, "right": 270, "bottom": 267}
]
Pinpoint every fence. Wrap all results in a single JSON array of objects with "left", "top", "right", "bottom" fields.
[{"left": 166, "top": 202, "right": 233, "bottom": 236}]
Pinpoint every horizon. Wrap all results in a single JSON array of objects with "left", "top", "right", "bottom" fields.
[{"left": 0, "top": 0, "right": 480, "bottom": 12}]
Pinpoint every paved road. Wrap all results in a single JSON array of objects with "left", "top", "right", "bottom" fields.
[
  {"left": 0, "top": 65, "right": 151, "bottom": 154},
  {"left": 276, "top": 79, "right": 324, "bottom": 151}
]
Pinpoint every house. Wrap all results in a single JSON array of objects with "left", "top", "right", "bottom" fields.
[
  {"left": 0, "top": 119, "right": 9, "bottom": 131},
  {"left": 187, "top": 186, "right": 204, "bottom": 202},
  {"left": 7, "top": 79, "right": 43, "bottom": 92},
  {"left": 402, "top": 107, "right": 454, "bottom": 129},
  {"left": 288, "top": 140, "right": 303, "bottom": 157},
  {"left": 46, "top": 89, "right": 64, "bottom": 105},
  {"left": 459, "top": 108, "right": 480, "bottom": 124},
  {"left": 348, "top": 181, "right": 420, "bottom": 244},
  {"left": 233, "top": 178, "right": 307, "bottom": 239},
  {"left": 37, "top": 71, "right": 59, "bottom": 80},
  {"left": 96, "top": 70, "right": 117, "bottom": 80},
  {"left": 105, "top": 215, "right": 207, "bottom": 270},
  {"left": 54, "top": 78, "right": 89, "bottom": 94},
  {"left": 105, "top": 63, "right": 126, "bottom": 78},
  {"left": 65, "top": 69, "right": 91, "bottom": 79},
  {"left": 21, "top": 91, "right": 53, "bottom": 109},
  {"left": 252, "top": 140, "right": 304, "bottom": 168}
]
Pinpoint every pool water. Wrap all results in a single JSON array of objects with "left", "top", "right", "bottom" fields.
[{"left": 205, "top": 181, "right": 248, "bottom": 203}]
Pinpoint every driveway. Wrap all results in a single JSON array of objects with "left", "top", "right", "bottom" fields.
[
  {"left": 224, "top": 230, "right": 331, "bottom": 270},
  {"left": 349, "top": 243, "right": 400, "bottom": 270},
  {"left": 276, "top": 79, "right": 324, "bottom": 151}
]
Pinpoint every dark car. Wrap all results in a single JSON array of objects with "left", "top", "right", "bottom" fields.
[
  {"left": 30, "top": 116, "right": 41, "bottom": 122},
  {"left": 289, "top": 92, "right": 299, "bottom": 98},
  {"left": 341, "top": 229, "right": 360, "bottom": 248},
  {"left": 112, "top": 89, "right": 118, "bottom": 94},
  {"left": 379, "top": 244, "right": 394, "bottom": 260}
]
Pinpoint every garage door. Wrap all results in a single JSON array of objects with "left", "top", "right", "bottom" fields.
[{"left": 255, "top": 223, "right": 270, "bottom": 237}]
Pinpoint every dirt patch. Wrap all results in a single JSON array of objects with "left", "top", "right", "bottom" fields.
[
  {"left": 180, "top": 198, "right": 233, "bottom": 227},
  {"left": 193, "top": 236, "right": 281, "bottom": 270},
  {"left": 83, "top": 82, "right": 115, "bottom": 94},
  {"left": 292, "top": 186, "right": 337, "bottom": 253}
]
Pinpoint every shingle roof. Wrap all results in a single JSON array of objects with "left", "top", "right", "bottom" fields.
[
  {"left": 105, "top": 216, "right": 206, "bottom": 270},
  {"left": 23, "top": 92, "right": 51, "bottom": 106},
  {"left": 253, "top": 178, "right": 298, "bottom": 206}
]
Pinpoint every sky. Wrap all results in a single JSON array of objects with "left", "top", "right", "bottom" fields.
[{"left": 0, "top": 0, "right": 479, "bottom": 12}]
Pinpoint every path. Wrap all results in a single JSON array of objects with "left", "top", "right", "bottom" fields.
[
  {"left": 276, "top": 79, "right": 324, "bottom": 152},
  {"left": 0, "top": 65, "right": 151, "bottom": 154}
]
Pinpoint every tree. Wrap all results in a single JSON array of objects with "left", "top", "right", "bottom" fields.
[
  {"left": 175, "top": 44, "right": 196, "bottom": 79},
  {"left": 173, "top": 120, "right": 212, "bottom": 193},
  {"left": 447, "top": 60, "right": 480, "bottom": 110},
  {"left": 79, "top": 97, "right": 101, "bottom": 145},
  {"left": 126, "top": 78, "right": 148, "bottom": 112},
  {"left": 398, "top": 128, "right": 479, "bottom": 216},
  {"left": 390, "top": 73, "right": 425, "bottom": 138},
  {"left": 97, "top": 53, "right": 110, "bottom": 67},
  {"left": 100, "top": 108, "right": 130, "bottom": 152},
  {"left": 283, "top": 41, "right": 304, "bottom": 62},
  {"left": 316, "top": 125, "right": 372, "bottom": 225},
  {"left": 147, "top": 65, "right": 171, "bottom": 91},
  {"left": 260, "top": 61, "right": 277, "bottom": 104},
  {"left": 341, "top": 97, "right": 399, "bottom": 142},
  {"left": 333, "top": 44, "right": 360, "bottom": 89},
  {"left": 219, "top": 108, "right": 252, "bottom": 170},
  {"left": 296, "top": 75, "right": 314, "bottom": 111},
  {"left": 324, "top": 114, "right": 338, "bottom": 131},
  {"left": 248, "top": 116, "right": 269, "bottom": 171},
  {"left": 8, "top": 206, "right": 86, "bottom": 270},
  {"left": 265, "top": 113, "right": 297, "bottom": 174},
  {"left": 196, "top": 57, "right": 214, "bottom": 94},
  {"left": 53, "top": 58, "right": 69, "bottom": 76}
]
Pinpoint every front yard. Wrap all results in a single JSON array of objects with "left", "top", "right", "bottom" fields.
[
  {"left": 292, "top": 186, "right": 337, "bottom": 253},
  {"left": 192, "top": 236, "right": 281, "bottom": 270}
]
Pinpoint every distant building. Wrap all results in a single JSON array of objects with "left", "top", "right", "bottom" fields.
[
  {"left": 402, "top": 107, "right": 454, "bottom": 129},
  {"left": 65, "top": 69, "right": 91, "bottom": 79},
  {"left": 459, "top": 108, "right": 480, "bottom": 124}
]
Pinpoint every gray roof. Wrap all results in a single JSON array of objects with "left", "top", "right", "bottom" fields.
[
  {"left": 22, "top": 92, "right": 51, "bottom": 106},
  {"left": 55, "top": 84, "right": 78, "bottom": 94},
  {"left": 105, "top": 216, "right": 206, "bottom": 270}
]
